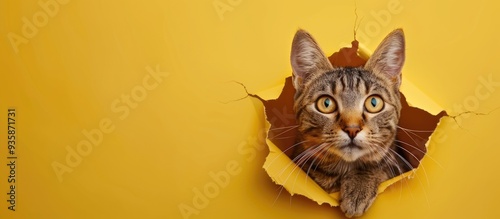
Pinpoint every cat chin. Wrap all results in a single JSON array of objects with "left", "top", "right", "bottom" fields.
[
  {"left": 332, "top": 146, "right": 369, "bottom": 162},
  {"left": 332, "top": 133, "right": 371, "bottom": 162}
]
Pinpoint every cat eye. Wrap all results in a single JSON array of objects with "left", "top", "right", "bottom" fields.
[
  {"left": 316, "top": 96, "right": 336, "bottom": 114},
  {"left": 364, "top": 95, "right": 384, "bottom": 113}
]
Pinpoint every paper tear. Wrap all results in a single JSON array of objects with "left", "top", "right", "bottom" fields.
[
  {"left": 254, "top": 40, "right": 447, "bottom": 207},
  {"left": 446, "top": 107, "right": 500, "bottom": 130}
]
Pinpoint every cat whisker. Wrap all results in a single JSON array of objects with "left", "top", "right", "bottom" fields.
[
  {"left": 370, "top": 138, "right": 413, "bottom": 170},
  {"left": 272, "top": 185, "right": 286, "bottom": 207},
  {"left": 269, "top": 125, "right": 299, "bottom": 140},
  {"left": 289, "top": 146, "right": 324, "bottom": 206},
  {"left": 389, "top": 145, "right": 431, "bottom": 202},
  {"left": 397, "top": 126, "right": 435, "bottom": 133},
  {"left": 266, "top": 140, "right": 309, "bottom": 169},
  {"left": 370, "top": 141, "right": 403, "bottom": 179},
  {"left": 398, "top": 127, "right": 427, "bottom": 149},
  {"left": 276, "top": 142, "right": 322, "bottom": 180},
  {"left": 273, "top": 143, "right": 326, "bottom": 206},
  {"left": 291, "top": 144, "right": 325, "bottom": 172},
  {"left": 380, "top": 150, "right": 401, "bottom": 177},
  {"left": 389, "top": 147, "right": 431, "bottom": 208},
  {"left": 269, "top": 125, "right": 300, "bottom": 131},
  {"left": 271, "top": 142, "right": 315, "bottom": 206},
  {"left": 394, "top": 139, "right": 444, "bottom": 169},
  {"left": 398, "top": 130, "right": 427, "bottom": 143},
  {"left": 393, "top": 144, "right": 431, "bottom": 189},
  {"left": 295, "top": 146, "right": 325, "bottom": 197},
  {"left": 383, "top": 153, "right": 406, "bottom": 201},
  {"left": 304, "top": 143, "right": 331, "bottom": 186},
  {"left": 370, "top": 138, "right": 416, "bottom": 179},
  {"left": 314, "top": 145, "right": 334, "bottom": 172},
  {"left": 271, "top": 136, "right": 296, "bottom": 140},
  {"left": 389, "top": 148, "right": 422, "bottom": 184},
  {"left": 385, "top": 147, "right": 416, "bottom": 175}
]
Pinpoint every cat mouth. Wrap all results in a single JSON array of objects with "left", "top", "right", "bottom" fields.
[
  {"left": 336, "top": 143, "right": 365, "bottom": 162},
  {"left": 339, "top": 143, "right": 363, "bottom": 150}
]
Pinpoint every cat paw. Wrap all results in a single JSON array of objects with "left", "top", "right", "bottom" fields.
[{"left": 339, "top": 184, "right": 377, "bottom": 218}]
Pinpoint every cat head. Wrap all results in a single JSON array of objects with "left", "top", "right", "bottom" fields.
[{"left": 291, "top": 29, "right": 405, "bottom": 163}]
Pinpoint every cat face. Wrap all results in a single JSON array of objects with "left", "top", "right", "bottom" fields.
[{"left": 291, "top": 29, "right": 405, "bottom": 163}]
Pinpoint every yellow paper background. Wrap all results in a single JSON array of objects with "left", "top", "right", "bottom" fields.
[{"left": 1, "top": 0, "right": 500, "bottom": 218}]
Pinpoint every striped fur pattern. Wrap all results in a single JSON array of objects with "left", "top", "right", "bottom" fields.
[{"left": 290, "top": 29, "right": 406, "bottom": 217}]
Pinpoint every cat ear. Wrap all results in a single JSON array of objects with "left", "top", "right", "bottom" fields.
[
  {"left": 364, "top": 29, "right": 405, "bottom": 87},
  {"left": 290, "top": 29, "right": 333, "bottom": 89}
]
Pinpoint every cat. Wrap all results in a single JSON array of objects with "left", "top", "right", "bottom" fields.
[{"left": 290, "top": 29, "right": 407, "bottom": 218}]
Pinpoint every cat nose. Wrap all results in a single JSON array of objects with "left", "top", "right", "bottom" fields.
[{"left": 343, "top": 125, "right": 361, "bottom": 139}]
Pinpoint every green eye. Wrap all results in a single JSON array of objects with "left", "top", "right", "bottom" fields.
[
  {"left": 364, "top": 95, "right": 384, "bottom": 113},
  {"left": 316, "top": 96, "right": 336, "bottom": 113}
]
